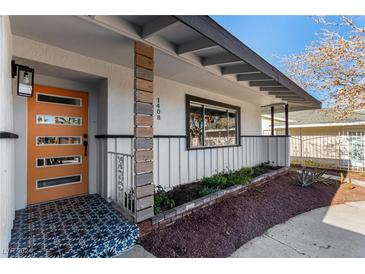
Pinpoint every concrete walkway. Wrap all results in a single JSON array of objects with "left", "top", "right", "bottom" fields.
[
  {"left": 114, "top": 245, "right": 155, "bottom": 258},
  {"left": 231, "top": 201, "right": 365, "bottom": 258}
]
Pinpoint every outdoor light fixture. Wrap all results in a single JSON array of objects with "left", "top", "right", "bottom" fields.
[{"left": 11, "top": 60, "right": 34, "bottom": 97}]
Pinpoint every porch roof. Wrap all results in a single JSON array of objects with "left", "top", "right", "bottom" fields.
[
  {"left": 88, "top": 15, "right": 321, "bottom": 111},
  {"left": 10, "top": 15, "right": 321, "bottom": 111}
]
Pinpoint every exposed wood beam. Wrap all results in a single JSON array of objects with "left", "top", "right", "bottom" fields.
[
  {"left": 236, "top": 73, "right": 271, "bottom": 81},
  {"left": 284, "top": 100, "right": 305, "bottom": 104},
  {"left": 268, "top": 91, "right": 296, "bottom": 96},
  {"left": 142, "top": 16, "right": 178, "bottom": 38},
  {"left": 202, "top": 53, "right": 241, "bottom": 66},
  {"left": 280, "top": 97, "right": 305, "bottom": 101},
  {"left": 276, "top": 95, "right": 302, "bottom": 98},
  {"left": 260, "top": 87, "right": 290, "bottom": 91},
  {"left": 221, "top": 64, "right": 259, "bottom": 75},
  {"left": 177, "top": 37, "right": 217, "bottom": 54},
  {"left": 249, "top": 80, "right": 282, "bottom": 87},
  {"left": 174, "top": 16, "right": 321, "bottom": 108}
]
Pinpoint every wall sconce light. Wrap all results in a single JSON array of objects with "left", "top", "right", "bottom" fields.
[{"left": 11, "top": 60, "right": 35, "bottom": 97}]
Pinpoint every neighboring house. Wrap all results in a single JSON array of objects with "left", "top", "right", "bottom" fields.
[
  {"left": 0, "top": 15, "right": 320, "bottom": 257},
  {"left": 262, "top": 109, "right": 365, "bottom": 170}
]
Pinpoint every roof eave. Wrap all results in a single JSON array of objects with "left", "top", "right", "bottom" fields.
[{"left": 174, "top": 15, "right": 321, "bottom": 109}]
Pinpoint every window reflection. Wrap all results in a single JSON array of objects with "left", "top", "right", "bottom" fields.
[
  {"left": 205, "top": 108, "right": 229, "bottom": 146},
  {"left": 37, "top": 156, "right": 81, "bottom": 167},
  {"left": 228, "top": 111, "right": 237, "bottom": 145},
  {"left": 36, "top": 115, "right": 81, "bottom": 126},
  {"left": 190, "top": 104, "right": 203, "bottom": 147},
  {"left": 188, "top": 99, "right": 239, "bottom": 148},
  {"left": 37, "top": 136, "right": 81, "bottom": 146}
]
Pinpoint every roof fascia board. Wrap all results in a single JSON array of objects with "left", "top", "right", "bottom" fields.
[{"left": 174, "top": 15, "right": 321, "bottom": 108}]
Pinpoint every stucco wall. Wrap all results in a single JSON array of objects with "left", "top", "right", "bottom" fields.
[
  {"left": 12, "top": 35, "right": 265, "bottom": 203},
  {"left": 154, "top": 76, "right": 262, "bottom": 135},
  {"left": 0, "top": 15, "right": 15, "bottom": 258}
]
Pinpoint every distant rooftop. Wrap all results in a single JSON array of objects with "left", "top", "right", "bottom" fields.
[{"left": 265, "top": 109, "right": 365, "bottom": 128}]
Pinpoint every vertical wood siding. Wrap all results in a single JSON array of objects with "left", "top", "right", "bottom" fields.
[{"left": 153, "top": 136, "right": 289, "bottom": 189}]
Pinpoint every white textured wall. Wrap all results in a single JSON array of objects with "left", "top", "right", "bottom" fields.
[
  {"left": 12, "top": 35, "right": 135, "bottom": 136},
  {"left": 154, "top": 76, "right": 262, "bottom": 135},
  {"left": 0, "top": 15, "right": 15, "bottom": 258}
]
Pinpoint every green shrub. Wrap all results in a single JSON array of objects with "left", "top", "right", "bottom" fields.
[
  {"left": 237, "top": 168, "right": 255, "bottom": 182},
  {"left": 154, "top": 185, "right": 175, "bottom": 214},
  {"left": 252, "top": 162, "right": 272, "bottom": 177},
  {"left": 198, "top": 186, "right": 218, "bottom": 196},
  {"left": 201, "top": 173, "right": 229, "bottom": 189}
]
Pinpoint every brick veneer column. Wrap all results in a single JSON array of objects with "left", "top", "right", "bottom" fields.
[{"left": 134, "top": 42, "right": 154, "bottom": 223}]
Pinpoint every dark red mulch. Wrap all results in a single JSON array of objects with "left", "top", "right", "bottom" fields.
[
  {"left": 164, "top": 182, "right": 204, "bottom": 207},
  {"left": 158, "top": 166, "right": 281, "bottom": 211},
  {"left": 140, "top": 172, "right": 365, "bottom": 258}
]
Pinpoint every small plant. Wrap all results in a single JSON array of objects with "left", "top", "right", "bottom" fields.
[
  {"left": 154, "top": 185, "right": 176, "bottom": 214},
  {"left": 296, "top": 167, "right": 332, "bottom": 187},
  {"left": 198, "top": 186, "right": 218, "bottom": 196},
  {"left": 201, "top": 173, "right": 229, "bottom": 189},
  {"left": 252, "top": 161, "right": 272, "bottom": 177}
]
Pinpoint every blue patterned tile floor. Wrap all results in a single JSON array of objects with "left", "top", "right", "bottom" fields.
[{"left": 8, "top": 194, "right": 139, "bottom": 258}]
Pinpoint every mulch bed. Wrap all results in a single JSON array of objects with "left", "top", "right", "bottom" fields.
[
  {"left": 157, "top": 165, "right": 281, "bottom": 212},
  {"left": 140, "top": 171, "right": 365, "bottom": 258},
  {"left": 162, "top": 183, "right": 203, "bottom": 208}
]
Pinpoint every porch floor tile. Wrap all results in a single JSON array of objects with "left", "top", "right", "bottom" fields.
[{"left": 8, "top": 194, "right": 138, "bottom": 258}]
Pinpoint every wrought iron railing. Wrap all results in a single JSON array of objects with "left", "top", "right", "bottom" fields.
[
  {"left": 290, "top": 134, "right": 365, "bottom": 171},
  {"left": 107, "top": 151, "right": 135, "bottom": 218}
]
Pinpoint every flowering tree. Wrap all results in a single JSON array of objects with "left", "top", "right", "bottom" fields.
[{"left": 282, "top": 16, "right": 365, "bottom": 117}]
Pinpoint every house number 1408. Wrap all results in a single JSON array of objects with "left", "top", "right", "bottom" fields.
[{"left": 156, "top": 97, "right": 161, "bottom": 120}]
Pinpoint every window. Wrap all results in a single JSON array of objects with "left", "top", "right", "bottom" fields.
[
  {"left": 36, "top": 136, "right": 81, "bottom": 146},
  {"left": 36, "top": 155, "right": 81, "bottom": 167},
  {"left": 36, "top": 175, "right": 81, "bottom": 189},
  {"left": 37, "top": 93, "right": 82, "bottom": 106},
  {"left": 36, "top": 115, "right": 82, "bottom": 126},
  {"left": 186, "top": 95, "right": 240, "bottom": 149}
]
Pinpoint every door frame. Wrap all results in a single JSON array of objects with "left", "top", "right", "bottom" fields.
[{"left": 26, "top": 85, "right": 90, "bottom": 204}]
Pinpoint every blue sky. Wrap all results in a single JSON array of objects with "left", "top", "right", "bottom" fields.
[{"left": 211, "top": 16, "right": 323, "bottom": 72}]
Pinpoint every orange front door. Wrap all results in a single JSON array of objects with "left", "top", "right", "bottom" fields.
[{"left": 27, "top": 85, "right": 89, "bottom": 205}]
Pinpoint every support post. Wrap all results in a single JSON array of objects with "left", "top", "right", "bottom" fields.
[
  {"left": 271, "top": 106, "right": 275, "bottom": 136},
  {"left": 134, "top": 41, "right": 154, "bottom": 223},
  {"left": 285, "top": 104, "right": 289, "bottom": 136}
]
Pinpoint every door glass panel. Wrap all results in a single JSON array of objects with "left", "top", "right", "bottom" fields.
[
  {"left": 36, "top": 115, "right": 82, "bottom": 126},
  {"left": 36, "top": 136, "right": 81, "bottom": 145},
  {"left": 36, "top": 156, "right": 81, "bottom": 167},
  {"left": 36, "top": 175, "right": 81, "bottom": 189},
  {"left": 37, "top": 93, "right": 81, "bottom": 106}
]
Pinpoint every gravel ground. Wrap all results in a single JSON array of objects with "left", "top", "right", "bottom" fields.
[{"left": 140, "top": 172, "right": 365, "bottom": 258}]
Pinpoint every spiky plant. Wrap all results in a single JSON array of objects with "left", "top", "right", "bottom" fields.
[{"left": 296, "top": 167, "right": 332, "bottom": 187}]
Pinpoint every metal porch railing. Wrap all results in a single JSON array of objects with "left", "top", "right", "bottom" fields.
[
  {"left": 107, "top": 151, "right": 136, "bottom": 219},
  {"left": 290, "top": 134, "right": 365, "bottom": 171}
]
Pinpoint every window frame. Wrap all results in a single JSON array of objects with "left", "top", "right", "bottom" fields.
[{"left": 185, "top": 94, "right": 241, "bottom": 150}]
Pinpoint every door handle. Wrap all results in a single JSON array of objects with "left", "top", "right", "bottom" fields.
[{"left": 83, "top": 140, "right": 88, "bottom": 157}]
